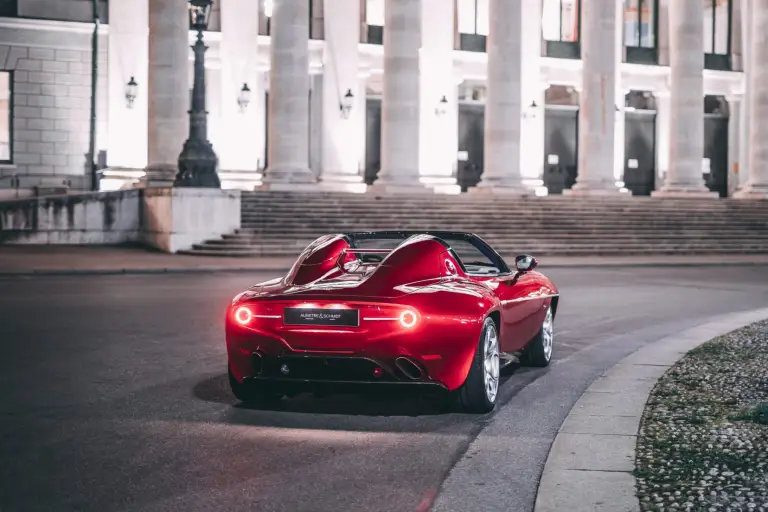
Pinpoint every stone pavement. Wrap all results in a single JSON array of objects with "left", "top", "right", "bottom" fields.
[
  {"left": 533, "top": 307, "right": 768, "bottom": 512},
  {"left": 1, "top": 245, "right": 768, "bottom": 276}
]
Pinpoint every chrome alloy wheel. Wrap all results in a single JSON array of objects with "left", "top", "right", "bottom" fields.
[
  {"left": 483, "top": 322, "right": 500, "bottom": 403},
  {"left": 542, "top": 307, "right": 554, "bottom": 361}
]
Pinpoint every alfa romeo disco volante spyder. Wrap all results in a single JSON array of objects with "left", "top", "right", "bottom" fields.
[{"left": 225, "top": 231, "right": 559, "bottom": 413}]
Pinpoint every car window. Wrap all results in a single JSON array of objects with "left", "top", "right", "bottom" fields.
[{"left": 445, "top": 239, "right": 501, "bottom": 275}]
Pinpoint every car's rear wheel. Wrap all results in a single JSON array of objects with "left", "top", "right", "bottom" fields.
[
  {"left": 456, "top": 317, "right": 499, "bottom": 413},
  {"left": 521, "top": 306, "right": 554, "bottom": 367},
  {"left": 228, "top": 367, "right": 283, "bottom": 406}
]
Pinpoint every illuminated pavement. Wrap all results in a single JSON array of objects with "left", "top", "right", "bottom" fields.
[{"left": 1, "top": 266, "right": 767, "bottom": 511}]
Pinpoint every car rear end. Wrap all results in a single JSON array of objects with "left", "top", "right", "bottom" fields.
[{"left": 225, "top": 296, "right": 483, "bottom": 394}]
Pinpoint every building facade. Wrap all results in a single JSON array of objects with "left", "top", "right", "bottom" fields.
[{"left": 0, "top": 0, "right": 767, "bottom": 198}]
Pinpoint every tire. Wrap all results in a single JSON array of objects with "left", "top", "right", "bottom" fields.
[
  {"left": 521, "top": 305, "right": 554, "bottom": 367},
  {"left": 456, "top": 317, "right": 500, "bottom": 414},
  {"left": 228, "top": 367, "right": 283, "bottom": 406}
]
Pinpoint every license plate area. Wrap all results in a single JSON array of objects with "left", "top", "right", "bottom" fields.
[{"left": 283, "top": 308, "right": 359, "bottom": 327}]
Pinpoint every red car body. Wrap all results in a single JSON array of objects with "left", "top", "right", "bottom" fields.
[{"left": 226, "top": 231, "right": 559, "bottom": 400}]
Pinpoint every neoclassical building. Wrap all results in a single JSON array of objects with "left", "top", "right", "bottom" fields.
[{"left": 0, "top": 0, "right": 766, "bottom": 198}]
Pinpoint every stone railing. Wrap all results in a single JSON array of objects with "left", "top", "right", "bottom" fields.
[{"left": 0, "top": 188, "right": 241, "bottom": 253}]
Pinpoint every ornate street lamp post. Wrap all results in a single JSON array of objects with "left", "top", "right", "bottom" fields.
[{"left": 175, "top": 0, "right": 221, "bottom": 188}]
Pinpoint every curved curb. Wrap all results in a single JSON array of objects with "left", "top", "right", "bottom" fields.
[{"left": 533, "top": 307, "right": 768, "bottom": 512}]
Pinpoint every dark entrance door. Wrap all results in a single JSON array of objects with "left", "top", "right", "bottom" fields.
[
  {"left": 364, "top": 97, "right": 381, "bottom": 185},
  {"left": 543, "top": 106, "right": 578, "bottom": 194},
  {"left": 704, "top": 114, "right": 728, "bottom": 197},
  {"left": 457, "top": 102, "right": 484, "bottom": 191},
  {"left": 623, "top": 110, "right": 656, "bottom": 196}
]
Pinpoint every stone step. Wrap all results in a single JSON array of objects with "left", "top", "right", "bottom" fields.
[
  {"left": 220, "top": 232, "right": 768, "bottom": 245},
  {"left": 242, "top": 199, "right": 768, "bottom": 212},
  {"left": 235, "top": 226, "right": 768, "bottom": 235},
  {"left": 192, "top": 240, "right": 768, "bottom": 252},
  {"left": 241, "top": 202, "right": 768, "bottom": 214},
  {"left": 181, "top": 246, "right": 768, "bottom": 258}
]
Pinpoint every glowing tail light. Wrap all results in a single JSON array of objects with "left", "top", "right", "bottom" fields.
[
  {"left": 399, "top": 310, "right": 418, "bottom": 328},
  {"left": 234, "top": 306, "right": 253, "bottom": 325}
]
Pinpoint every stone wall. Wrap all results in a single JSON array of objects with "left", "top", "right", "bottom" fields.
[
  {"left": 0, "top": 189, "right": 140, "bottom": 244},
  {"left": 0, "top": 188, "right": 241, "bottom": 251},
  {"left": 18, "top": 0, "right": 109, "bottom": 24},
  {"left": 0, "top": 18, "right": 109, "bottom": 190}
]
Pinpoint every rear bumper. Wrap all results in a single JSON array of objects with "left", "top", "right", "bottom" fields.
[{"left": 238, "top": 352, "right": 449, "bottom": 392}]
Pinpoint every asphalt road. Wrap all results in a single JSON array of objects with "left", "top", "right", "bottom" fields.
[{"left": 1, "top": 266, "right": 767, "bottom": 512}]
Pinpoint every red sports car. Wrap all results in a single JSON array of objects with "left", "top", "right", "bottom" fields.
[{"left": 225, "top": 231, "right": 559, "bottom": 413}]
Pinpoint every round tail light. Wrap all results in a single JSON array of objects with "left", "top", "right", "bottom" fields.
[
  {"left": 234, "top": 306, "right": 253, "bottom": 325},
  {"left": 399, "top": 310, "right": 418, "bottom": 328}
]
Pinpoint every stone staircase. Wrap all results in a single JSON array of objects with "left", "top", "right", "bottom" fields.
[{"left": 179, "top": 191, "right": 768, "bottom": 258}]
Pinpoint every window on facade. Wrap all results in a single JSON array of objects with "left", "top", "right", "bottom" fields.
[
  {"left": 542, "top": 0, "right": 580, "bottom": 43},
  {"left": 456, "top": 0, "right": 488, "bottom": 52},
  {"left": 0, "top": 72, "right": 11, "bottom": 163},
  {"left": 624, "top": 0, "right": 656, "bottom": 48},
  {"left": 542, "top": 0, "right": 580, "bottom": 59},
  {"left": 703, "top": 0, "right": 731, "bottom": 70},
  {"left": 365, "top": 0, "right": 384, "bottom": 44},
  {"left": 703, "top": 0, "right": 730, "bottom": 54},
  {"left": 624, "top": 0, "right": 657, "bottom": 64}
]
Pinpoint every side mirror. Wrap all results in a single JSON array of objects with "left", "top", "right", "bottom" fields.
[{"left": 515, "top": 254, "right": 537, "bottom": 272}]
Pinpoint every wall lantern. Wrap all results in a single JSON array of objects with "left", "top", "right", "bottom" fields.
[
  {"left": 522, "top": 100, "right": 539, "bottom": 119},
  {"left": 238, "top": 83, "right": 251, "bottom": 112},
  {"left": 435, "top": 95, "right": 449, "bottom": 117},
  {"left": 125, "top": 76, "right": 138, "bottom": 109},
  {"left": 340, "top": 88, "right": 354, "bottom": 119}
]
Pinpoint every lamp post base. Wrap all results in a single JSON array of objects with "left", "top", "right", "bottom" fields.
[{"left": 175, "top": 137, "right": 221, "bottom": 188}]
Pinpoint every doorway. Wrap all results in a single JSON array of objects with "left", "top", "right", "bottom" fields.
[
  {"left": 543, "top": 106, "right": 579, "bottom": 194},
  {"left": 623, "top": 91, "right": 657, "bottom": 196},
  {"left": 703, "top": 96, "right": 729, "bottom": 197},
  {"left": 457, "top": 102, "right": 484, "bottom": 191},
  {"left": 364, "top": 97, "right": 381, "bottom": 185}
]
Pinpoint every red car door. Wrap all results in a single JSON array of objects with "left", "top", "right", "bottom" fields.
[{"left": 491, "top": 272, "right": 547, "bottom": 352}]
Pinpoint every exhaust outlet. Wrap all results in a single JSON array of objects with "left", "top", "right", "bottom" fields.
[{"left": 395, "top": 357, "right": 425, "bottom": 380}]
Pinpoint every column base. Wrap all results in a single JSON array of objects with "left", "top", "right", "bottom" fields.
[
  {"left": 319, "top": 173, "right": 367, "bottom": 193},
  {"left": 138, "top": 165, "right": 177, "bottom": 188},
  {"left": 651, "top": 188, "right": 719, "bottom": 198},
  {"left": 259, "top": 165, "right": 318, "bottom": 191},
  {"left": 733, "top": 183, "right": 768, "bottom": 199},
  {"left": 563, "top": 179, "right": 626, "bottom": 196}
]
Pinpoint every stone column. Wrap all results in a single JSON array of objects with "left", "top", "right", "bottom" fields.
[
  {"left": 652, "top": 0, "right": 717, "bottom": 197},
  {"left": 565, "top": 0, "right": 622, "bottom": 195},
  {"left": 369, "top": 0, "right": 424, "bottom": 193},
  {"left": 262, "top": 0, "right": 315, "bottom": 189},
  {"left": 614, "top": 0, "right": 626, "bottom": 186},
  {"left": 654, "top": 90, "right": 671, "bottom": 188},
  {"left": 107, "top": 0, "right": 148, "bottom": 172},
  {"left": 144, "top": 0, "right": 189, "bottom": 186},
  {"left": 520, "top": 0, "right": 545, "bottom": 186},
  {"left": 320, "top": 0, "right": 365, "bottom": 191},
  {"left": 219, "top": 0, "right": 263, "bottom": 182},
  {"left": 474, "top": 0, "right": 526, "bottom": 194},
  {"left": 736, "top": 0, "right": 752, "bottom": 192},
  {"left": 726, "top": 94, "right": 742, "bottom": 195},
  {"left": 419, "top": 0, "right": 458, "bottom": 193},
  {"left": 735, "top": 0, "right": 768, "bottom": 198}
]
